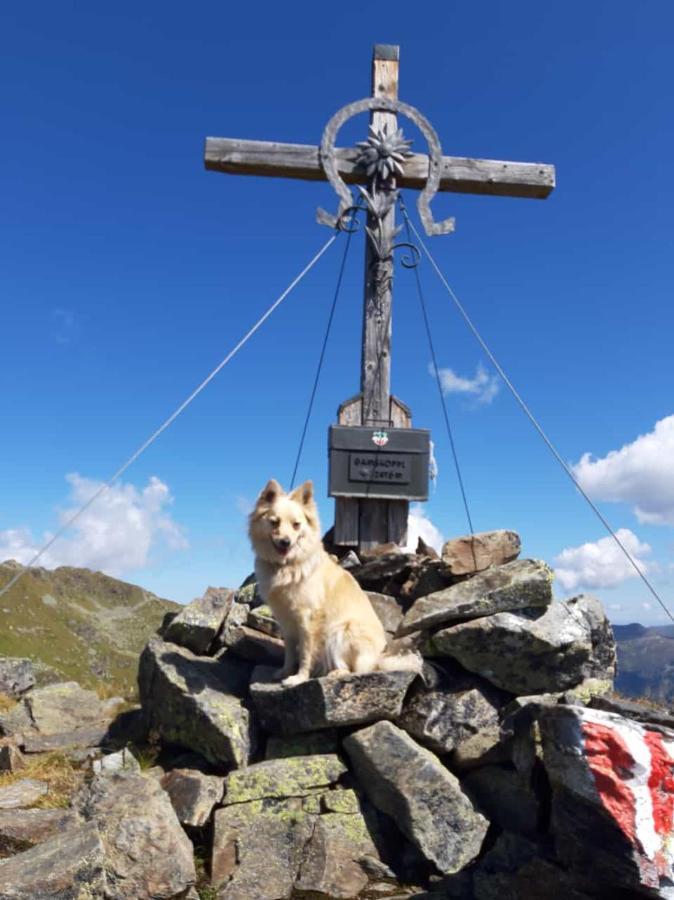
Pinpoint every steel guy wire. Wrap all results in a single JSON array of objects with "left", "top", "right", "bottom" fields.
[
  {"left": 403, "top": 209, "right": 674, "bottom": 626},
  {"left": 0, "top": 232, "right": 340, "bottom": 600}
]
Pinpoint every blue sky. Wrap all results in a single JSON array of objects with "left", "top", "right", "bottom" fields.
[{"left": 2, "top": 2, "right": 674, "bottom": 624}]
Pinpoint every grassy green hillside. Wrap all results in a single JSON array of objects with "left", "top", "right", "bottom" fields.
[{"left": 0, "top": 561, "right": 180, "bottom": 698}]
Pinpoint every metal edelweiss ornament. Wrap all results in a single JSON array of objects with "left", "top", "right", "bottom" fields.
[{"left": 354, "top": 124, "right": 413, "bottom": 180}]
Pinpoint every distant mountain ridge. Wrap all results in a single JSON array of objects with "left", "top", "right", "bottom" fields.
[
  {"left": 613, "top": 622, "right": 674, "bottom": 704},
  {"left": 0, "top": 560, "right": 179, "bottom": 697}
]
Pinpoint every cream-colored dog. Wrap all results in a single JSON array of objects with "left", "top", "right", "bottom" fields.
[{"left": 248, "top": 478, "right": 422, "bottom": 686}]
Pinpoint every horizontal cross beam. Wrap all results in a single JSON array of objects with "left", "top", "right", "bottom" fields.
[{"left": 204, "top": 137, "right": 555, "bottom": 200}]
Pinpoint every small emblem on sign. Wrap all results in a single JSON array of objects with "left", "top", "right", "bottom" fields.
[{"left": 372, "top": 430, "right": 389, "bottom": 447}]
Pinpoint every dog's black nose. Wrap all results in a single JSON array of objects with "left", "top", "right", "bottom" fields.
[{"left": 278, "top": 538, "right": 291, "bottom": 550}]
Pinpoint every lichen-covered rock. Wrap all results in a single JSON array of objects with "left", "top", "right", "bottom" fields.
[
  {"left": 138, "top": 637, "right": 255, "bottom": 768},
  {"left": 0, "top": 822, "right": 106, "bottom": 899},
  {"left": 223, "top": 754, "right": 346, "bottom": 804},
  {"left": 0, "top": 779, "right": 48, "bottom": 809},
  {"left": 0, "top": 658, "right": 35, "bottom": 698},
  {"left": 295, "top": 809, "right": 381, "bottom": 898},
  {"left": 77, "top": 771, "right": 196, "bottom": 899},
  {"left": 343, "top": 721, "right": 488, "bottom": 874},
  {"left": 398, "top": 661, "right": 510, "bottom": 760},
  {"left": 0, "top": 807, "right": 75, "bottom": 853},
  {"left": 250, "top": 666, "right": 416, "bottom": 735},
  {"left": 211, "top": 798, "right": 314, "bottom": 899},
  {"left": 398, "top": 559, "right": 553, "bottom": 636},
  {"left": 424, "top": 595, "right": 615, "bottom": 695},
  {"left": 163, "top": 586, "right": 234, "bottom": 654},
  {"left": 160, "top": 768, "right": 224, "bottom": 828},
  {"left": 539, "top": 704, "right": 674, "bottom": 897},
  {"left": 441, "top": 529, "right": 521, "bottom": 576}
]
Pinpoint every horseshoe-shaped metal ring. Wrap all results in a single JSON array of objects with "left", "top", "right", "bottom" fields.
[{"left": 316, "top": 97, "right": 455, "bottom": 237}]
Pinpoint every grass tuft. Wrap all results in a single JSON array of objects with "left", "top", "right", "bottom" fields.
[
  {"left": 0, "top": 693, "right": 16, "bottom": 714},
  {"left": 0, "top": 751, "right": 82, "bottom": 809}
]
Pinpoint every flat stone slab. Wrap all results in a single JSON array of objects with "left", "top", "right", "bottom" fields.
[
  {"left": 0, "top": 658, "right": 35, "bottom": 699},
  {"left": 223, "top": 754, "right": 346, "bottom": 804},
  {"left": 163, "top": 586, "right": 234, "bottom": 654},
  {"left": 23, "top": 681, "right": 114, "bottom": 735},
  {"left": 22, "top": 723, "right": 110, "bottom": 754},
  {"left": 0, "top": 822, "right": 106, "bottom": 898},
  {"left": 540, "top": 704, "right": 674, "bottom": 897},
  {"left": 138, "top": 637, "right": 256, "bottom": 768},
  {"left": 160, "top": 768, "right": 225, "bottom": 828},
  {"left": 424, "top": 595, "right": 616, "bottom": 695},
  {"left": 250, "top": 666, "right": 416, "bottom": 735},
  {"left": 398, "top": 559, "right": 553, "bottom": 636},
  {"left": 0, "top": 779, "right": 48, "bottom": 810},
  {"left": 441, "top": 529, "right": 521, "bottom": 575},
  {"left": 343, "top": 721, "right": 488, "bottom": 874}
]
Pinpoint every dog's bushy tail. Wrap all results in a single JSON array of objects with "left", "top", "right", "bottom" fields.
[{"left": 376, "top": 650, "right": 424, "bottom": 675}]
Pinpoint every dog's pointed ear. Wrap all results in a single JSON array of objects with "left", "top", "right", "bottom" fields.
[
  {"left": 290, "top": 480, "right": 314, "bottom": 506},
  {"left": 258, "top": 479, "right": 283, "bottom": 506}
]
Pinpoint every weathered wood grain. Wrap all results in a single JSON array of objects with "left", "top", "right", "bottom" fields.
[{"left": 204, "top": 139, "right": 555, "bottom": 200}]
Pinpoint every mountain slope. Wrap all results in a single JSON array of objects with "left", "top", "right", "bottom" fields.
[
  {"left": 614, "top": 623, "right": 674, "bottom": 704},
  {"left": 0, "top": 561, "right": 179, "bottom": 697}
]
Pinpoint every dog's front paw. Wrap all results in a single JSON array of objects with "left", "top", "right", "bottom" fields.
[
  {"left": 282, "top": 673, "right": 309, "bottom": 687},
  {"left": 271, "top": 667, "right": 292, "bottom": 682}
]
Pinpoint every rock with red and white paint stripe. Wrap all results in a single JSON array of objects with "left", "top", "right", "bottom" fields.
[{"left": 540, "top": 705, "right": 674, "bottom": 897}]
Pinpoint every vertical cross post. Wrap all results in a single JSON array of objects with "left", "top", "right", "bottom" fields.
[
  {"left": 361, "top": 44, "right": 398, "bottom": 427},
  {"left": 334, "top": 45, "right": 411, "bottom": 550}
]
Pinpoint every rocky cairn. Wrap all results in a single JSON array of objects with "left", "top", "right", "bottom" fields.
[{"left": 3, "top": 528, "right": 674, "bottom": 898}]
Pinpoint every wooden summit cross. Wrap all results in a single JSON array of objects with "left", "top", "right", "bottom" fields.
[{"left": 205, "top": 44, "right": 555, "bottom": 551}]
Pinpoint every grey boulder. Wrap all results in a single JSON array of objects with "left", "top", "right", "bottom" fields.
[
  {"left": 138, "top": 637, "right": 256, "bottom": 768},
  {"left": 0, "top": 822, "right": 106, "bottom": 899},
  {"left": 424, "top": 595, "right": 616, "bottom": 695},
  {"left": 343, "top": 721, "right": 488, "bottom": 874},
  {"left": 77, "top": 771, "right": 196, "bottom": 899},
  {"left": 398, "top": 661, "right": 510, "bottom": 761},
  {"left": 160, "top": 768, "right": 225, "bottom": 828}
]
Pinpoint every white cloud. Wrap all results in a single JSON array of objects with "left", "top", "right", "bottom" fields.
[
  {"left": 0, "top": 474, "right": 187, "bottom": 577},
  {"left": 405, "top": 505, "right": 444, "bottom": 553},
  {"left": 432, "top": 362, "right": 499, "bottom": 406},
  {"left": 572, "top": 416, "right": 674, "bottom": 526},
  {"left": 554, "top": 528, "right": 652, "bottom": 592}
]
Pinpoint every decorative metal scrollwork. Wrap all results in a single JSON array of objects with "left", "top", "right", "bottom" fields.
[{"left": 316, "top": 96, "right": 455, "bottom": 237}]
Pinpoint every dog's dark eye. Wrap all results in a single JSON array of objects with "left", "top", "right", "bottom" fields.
[
  {"left": 270, "top": 518, "right": 280, "bottom": 527},
  {"left": 293, "top": 522, "right": 301, "bottom": 531}
]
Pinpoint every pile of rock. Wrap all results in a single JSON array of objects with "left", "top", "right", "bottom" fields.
[{"left": 2, "top": 529, "right": 674, "bottom": 899}]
